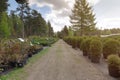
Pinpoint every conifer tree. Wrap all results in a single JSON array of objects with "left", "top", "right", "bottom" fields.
[
  {"left": 0, "top": 0, "right": 9, "bottom": 25},
  {"left": 70, "top": 0, "right": 96, "bottom": 36},
  {"left": 48, "top": 21, "right": 54, "bottom": 37},
  {"left": 0, "top": 12, "right": 11, "bottom": 38},
  {"left": 0, "top": 0, "right": 8, "bottom": 13},
  {"left": 62, "top": 26, "right": 69, "bottom": 37},
  {"left": 15, "top": 0, "right": 29, "bottom": 38}
]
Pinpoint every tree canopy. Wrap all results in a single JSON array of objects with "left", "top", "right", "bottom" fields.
[{"left": 70, "top": 0, "right": 96, "bottom": 36}]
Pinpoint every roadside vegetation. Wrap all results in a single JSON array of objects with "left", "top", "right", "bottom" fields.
[
  {"left": 64, "top": 36, "right": 120, "bottom": 78},
  {"left": 0, "top": 47, "right": 49, "bottom": 80},
  {"left": 0, "top": 0, "right": 57, "bottom": 77}
]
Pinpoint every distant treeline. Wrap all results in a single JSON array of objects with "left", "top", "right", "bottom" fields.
[{"left": 100, "top": 28, "right": 120, "bottom": 35}]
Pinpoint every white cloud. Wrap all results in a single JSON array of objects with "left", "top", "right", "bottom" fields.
[
  {"left": 29, "top": 0, "right": 74, "bottom": 32},
  {"left": 87, "top": 0, "right": 101, "bottom": 5},
  {"left": 28, "top": 0, "right": 103, "bottom": 32},
  {"left": 96, "top": 18, "right": 120, "bottom": 29},
  {"left": 45, "top": 10, "right": 71, "bottom": 32}
]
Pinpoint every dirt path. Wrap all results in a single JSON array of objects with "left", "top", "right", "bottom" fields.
[{"left": 25, "top": 40, "right": 116, "bottom": 80}]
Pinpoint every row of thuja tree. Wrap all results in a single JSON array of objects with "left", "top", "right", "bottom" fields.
[{"left": 64, "top": 36, "right": 120, "bottom": 78}]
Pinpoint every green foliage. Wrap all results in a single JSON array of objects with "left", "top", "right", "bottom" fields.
[
  {"left": 29, "top": 36, "right": 57, "bottom": 46},
  {"left": 84, "top": 38, "right": 92, "bottom": 57},
  {"left": 57, "top": 26, "right": 69, "bottom": 38},
  {"left": 0, "top": 0, "right": 8, "bottom": 13},
  {"left": 68, "top": 27, "right": 74, "bottom": 36},
  {"left": 77, "top": 37, "right": 84, "bottom": 49},
  {"left": 0, "top": 36, "right": 57, "bottom": 74},
  {"left": 70, "top": 0, "right": 96, "bottom": 36},
  {"left": 71, "top": 37, "right": 78, "bottom": 48},
  {"left": 47, "top": 21, "right": 54, "bottom": 37},
  {"left": 0, "top": 12, "right": 11, "bottom": 38},
  {"left": 9, "top": 12, "right": 23, "bottom": 38},
  {"left": 108, "top": 55, "right": 120, "bottom": 66},
  {"left": 90, "top": 39, "right": 102, "bottom": 63},
  {"left": 107, "top": 55, "right": 120, "bottom": 77},
  {"left": 24, "top": 9, "right": 50, "bottom": 37},
  {"left": 64, "top": 37, "right": 72, "bottom": 45},
  {"left": 80, "top": 39, "right": 88, "bottom": 56},
  {"left": 103, "top": 39, "right": 120, "bottom": 59},
  {"left": 100, "top": 28, "right": 120, "bottom": 35}
]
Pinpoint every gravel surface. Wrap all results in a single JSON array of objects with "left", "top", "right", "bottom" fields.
[{"left": 25, "top": 40, "right": 118, "bottom": 80}]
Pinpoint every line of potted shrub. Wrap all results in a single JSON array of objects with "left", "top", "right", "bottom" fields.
[
  {"left": 107, "top": 55, "right": 120, "bottom": 78},
  {"left": 103, "top": 39, "right": 120, "bottom": 59},
  {"left": 89, "top": 39, "right": 102, "bottom": 63},
  {"left": 64, "top": 36, "right": 120, "bottom": 78},
  {"left": 0, "top": 37, "right": 57, "bottom": 74}
]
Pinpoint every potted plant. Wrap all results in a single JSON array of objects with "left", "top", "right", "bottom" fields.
[
  {"left": 90, "top": 39, "right": 102, "bottom": 63},
  {"left": 103, "top": 39, "right": 120, "bottom": 59},
  {"left": 80, "top": 39, "right": 88, "bottom": 56},
  {"left": 107, "top": 55, "right": 120, "bottom": 78}
]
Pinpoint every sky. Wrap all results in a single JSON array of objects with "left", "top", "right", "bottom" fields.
[{"left": 8, "top": 0, "right": 120, "bottom": 32}]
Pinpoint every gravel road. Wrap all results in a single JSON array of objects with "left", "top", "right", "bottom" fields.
[{"left": 25, "top": 40, "right": 117, "bottom": 80}]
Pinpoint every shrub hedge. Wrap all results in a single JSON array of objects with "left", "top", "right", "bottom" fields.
[
  {"left": 107, "top": 55, "right": 120, "bottom": 77},
  {"left": 0, "top": 36, "right": 57, "bottom": 72},
  {"left": 103, "top": 39, "right": 120, "bottom": 59},
  {"left": 90, "top": 39, "right": 102, "bottom": 63},
  {"left": 64, "top": 36, "right": 120, "bottom": 78}
]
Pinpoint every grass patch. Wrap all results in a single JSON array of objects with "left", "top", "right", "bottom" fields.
[{"left": 0, "top": 48, "right": 49, "bottom": 80}]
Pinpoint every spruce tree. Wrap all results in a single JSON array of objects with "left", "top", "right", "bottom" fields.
[{"left": 70, "top": 0, "right": 96, "bottom": 36}]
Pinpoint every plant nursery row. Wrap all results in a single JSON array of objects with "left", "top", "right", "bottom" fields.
[
  {"left": 64, "top": 36, "right": 120, "bottom": 78},
  {"left": 0, "top": 36, "right": 57, "bottom": 74}
]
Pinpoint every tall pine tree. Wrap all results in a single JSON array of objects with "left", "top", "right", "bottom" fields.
[
  {"left": 47, "top": 21, "right": 54, "bottom": 37},
  {"left": 70, "top": 0, "right": 96, "bottom": 36},
  {"left": 15, "top": 0, "right": 29, "bottom": 38},
  {"left": 0, "top": 0, "right": 8, "bottom": 13},
  {"left": 0, "top": 12, "right": 11, "bottom": 38}
]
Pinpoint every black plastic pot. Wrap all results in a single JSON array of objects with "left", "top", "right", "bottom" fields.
[
  {"left": 83, "top": 51, "right": 88, "bottom": 56},
  {"left": 0, "top": 65, "right": 9, "bottom": 72},
  {"left": 108, "top": 65, "right": 120, "bottom": 78},
  {"left": 91, "top": 55, "right": 101, "bottom": 63},
  {"left": 28, "top": 53, "right": 32, "bottom": 57},
  {"left": 9, "top": 61, "right": 17, "bottom": 67},
  {"left": 88, "top": 53, "right": 91, "bottom": 59}
]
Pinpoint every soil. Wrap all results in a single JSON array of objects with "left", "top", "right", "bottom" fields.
[{"left": 25, "top": 40, "right": 118, "bottom": 80}]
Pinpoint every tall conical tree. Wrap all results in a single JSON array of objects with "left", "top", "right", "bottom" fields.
[
  {"left": 48, "top": 21, "right": 54, "bottom": 37},
  {"left": 62, "top": 25, "right": 69, "bottom": 37},
  {"left": 0, "top": 12, "right": 11, "bottom": 38},
  {"left": 0, "top": 0, "right": 9, "bottom": 25},
  {"left": 0, "top": 0, "right": 8, "bottom": 13},
  {"left": 70, "top": 0, "right": 96, "bottom": 36},
  {"left": 15, "top": 0, "right": 29, "bottom": 38}
]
